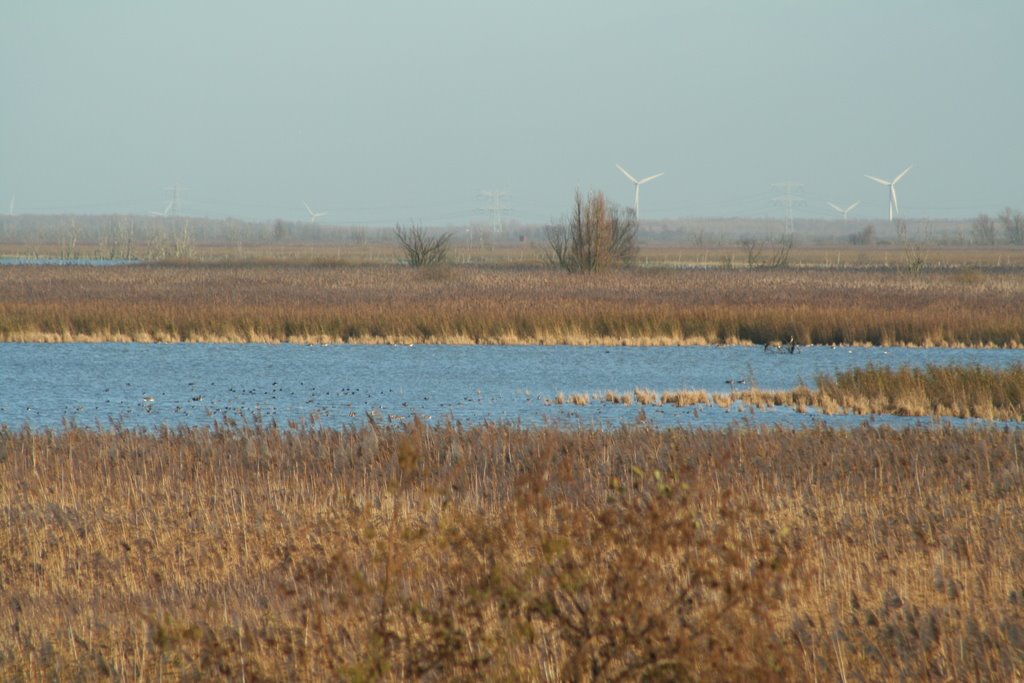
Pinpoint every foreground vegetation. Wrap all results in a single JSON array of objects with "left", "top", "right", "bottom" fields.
[
  {"left": 1, "top": 422, "right": 1023, "bottom": 680},
  {"left": 2, "top": 262, "right": 1023, "bottom": 346}
]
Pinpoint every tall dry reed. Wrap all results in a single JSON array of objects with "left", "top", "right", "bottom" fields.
[
  {"left": 2, "top": 422, "right": 1023, "bottom": 680},
  {"left": 1, "top": 263, "right": 1022, "bottom": 346}
]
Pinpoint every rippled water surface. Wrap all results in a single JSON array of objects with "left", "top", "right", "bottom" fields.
[{"left": 2, "top": 343, "right": 1022, "bottom": 430}]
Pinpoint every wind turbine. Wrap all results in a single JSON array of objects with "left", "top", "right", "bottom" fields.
[
  {"left": 615, "top": 164, "right": 663, "bottom": 219},
  {"left": 149, "top": 200, "right": 173, "bottom": 217},
  {"left": 864, "top": 166, "right": 911, "bottom": 222},
  {"left": 303, "top": 202, "right": 327, "bottom": 223},
  {"left": 7, "top": 194, "right": 14, "bottom": 216},
  {"left": 827, "top": 200, "right": 860, "bottom": 221}
]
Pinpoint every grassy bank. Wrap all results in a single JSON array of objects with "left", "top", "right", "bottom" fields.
[
  {"left": 2, "top": 263, "right": 1023, "bottom": 346},
  {"left": 2, "top": 422, "right": 1023, "bottom": 680}
]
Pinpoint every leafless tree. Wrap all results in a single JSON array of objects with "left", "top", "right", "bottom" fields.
[
  {"left": 546, "top": 190, "right": 637, "bottom": 273},
  {"left": 999, "top": 207, "right": 1024, "bottom": 245},
  {"left": 394, "top": 223, "right": 452, "bottom": 266},
  {"left": 848, "top": 225, "right": 877, "bottom": 246},
  {"left": 972, "top": 213, "right": 997, "bottom": 245},
  {"left": 741, "top": 234, "right": 792, "bottom": 268}
]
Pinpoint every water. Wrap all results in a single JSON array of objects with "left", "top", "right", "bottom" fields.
[{"left": 1, "top": 343, "right": 1021, "bottom": 430}]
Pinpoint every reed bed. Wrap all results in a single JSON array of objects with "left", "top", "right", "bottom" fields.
[
  {"left": 1, "top": 421, "right": 1023, "bottom": 680},
  {"left": 596, "top": 364, "right": 1024, "bottom": 421},
  {"left": 816, "top": 363, "right": 1024, "bottom": 420},
  {"left": 2, "top": 263, "right": 1023, "bottom": 346}
]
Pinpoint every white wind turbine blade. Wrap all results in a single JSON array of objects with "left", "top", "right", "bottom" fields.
[
  {"left": 846, "top": 201, "right": 860, "bottom": 213},
  {"left": 303, "top": 201, "right": 315, "bottom": 217},
  {"left": 638, "top": 172, "right": 664, "bottom": 185},
  {"left": 827, "top": 202, "right": 844, "bottom": 213},
  {"left": 865, "top": 174, "right": 891, "bottom": 186},
  {"left": 893, "top": 165, "right": 912, "bottom": 184},
  {"left": 616, "top": 164, "right": 639, "bottom": 184},
  {"left": 890, "top": 186, "right": 899, "bottom": 218}
]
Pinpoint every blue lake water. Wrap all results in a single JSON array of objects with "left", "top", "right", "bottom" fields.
[{"left": 1, "top": 343, "right": 1022, "bottom": 430}]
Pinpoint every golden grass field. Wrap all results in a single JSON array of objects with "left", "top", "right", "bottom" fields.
[
  {"left": 2, "top": 421, "right": 1023, "bottom": 681},
  {"left": 2, "top": 260, "right": 1023, "bottom": 347}
]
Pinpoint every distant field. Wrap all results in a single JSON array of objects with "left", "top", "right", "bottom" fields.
[
  {"left": 3, "top": 239, "right": 1024, "bottom": 267},
  {"left": 2, "top": 261, "right": 1023, "bottom": 346}
]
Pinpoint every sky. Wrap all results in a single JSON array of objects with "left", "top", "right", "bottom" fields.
[{"left": 2, "top": 1, "right": 1022, "bottom": 226}]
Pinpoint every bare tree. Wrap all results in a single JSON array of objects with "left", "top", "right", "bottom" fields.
[
  {"left": 546, "top": 190, "right": 637, "bottom": 273},
  {"left": 740, "top": 234, "right": 792, "bottom": 268},
  {"left": 999, "top": 207, "right": 1024, "bottom": 245},
  {"left": 740, "top": 238, "right": 764, "bottom": 268},
  {"left": 972, "top": 213, "right": 997, "bottom": 245},
  {"left": 394, "top": 223, "right": 452, "bottom": 266},
  {"left": 848, "top": 225, "right": 877, "bottom": 246}
]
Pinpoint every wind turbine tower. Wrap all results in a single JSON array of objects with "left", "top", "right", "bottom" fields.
[
  {"left": 827, "top": 201, "right": 860, "bottom": 221},
  {"left": 303, "top": 202, "right": 327, "bottom": 223},
  {"left": 865, "top": 166, "right": 911, "bottom": 222},
  {"left": 615, "top": 164, "right": 663, "bottom": 220},
  {"left": 7, "top": 194, "right": 14, "bottom": 216}
]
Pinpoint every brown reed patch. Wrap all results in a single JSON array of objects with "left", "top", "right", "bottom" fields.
[
  {"left": 662, "top": 389, "right": 710, "bottom": 406},
  {"left": 590, "top": 365, "right": 1024, "bottom": 421},
  {"left": 1, "top": 263, "right": 1023, "bottom": 346},
  {"left": 816, "top": 363, "right": 1024, "bottom": 421},
  {"left": 2, "top": 422, "right": 1023, "bottom": 680},
  {"left": 633, "top": 387, "right": 659, "bottom": 405}
]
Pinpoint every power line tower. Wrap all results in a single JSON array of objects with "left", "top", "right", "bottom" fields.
[
  {"left": 478, "top": 190, "right": 510, "bottom": 234},
  {"left": 771, "top": 182, "right": 804, "bottom": 233},
  {"left": 163, "top": 183, "right": 188, "bottom": 216}
]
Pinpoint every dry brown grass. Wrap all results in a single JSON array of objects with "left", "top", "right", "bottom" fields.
[
  {"left": 2, "top": 263, "right": 1023, "bottom": 346},
  {"left": 816, "top": 364, "right": 1024, "bottom": 420},
  {"left": 2, "top": 422, "right": 1023, "bottom": 681}
]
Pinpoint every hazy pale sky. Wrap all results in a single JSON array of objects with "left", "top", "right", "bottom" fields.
[{"left": 2, "top": 1, "right": 1022, "bottom": 225}]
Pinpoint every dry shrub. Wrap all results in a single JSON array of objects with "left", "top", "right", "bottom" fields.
[
  {"left": 547, "top": 190, "right": 638, "bottom": 273},
  {"left": 394, "top": 223, "right": 452, "bottom": 267}
]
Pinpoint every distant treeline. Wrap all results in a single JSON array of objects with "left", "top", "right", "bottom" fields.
[{"left": 1, "top": 212, "right": 1016, "bottom": 251}]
